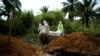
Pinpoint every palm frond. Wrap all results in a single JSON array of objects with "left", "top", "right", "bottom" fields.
[
  {"left": 40, "top": 6, "right": 49, "bottom": 13},
  {"left": 90, "top": 0, "right": 97, "bottom": 10},
  {"left": 67, "top": 0, "right": 74, "bottom": 3},
  {"left": 61, "top": 2, "right": 69, "bottom": 6}
]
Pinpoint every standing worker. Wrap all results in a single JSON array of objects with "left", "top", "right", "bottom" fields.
[
  {"left": 57, "top": 21, "right": 64, "bottom": 35},
  {"left": 43, "top": 20, "right": 50, "bottom": 35}
]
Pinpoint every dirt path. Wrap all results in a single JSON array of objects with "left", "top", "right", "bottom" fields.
[{"left": 33, "top": 47, "right": 52, "bottom": 56}]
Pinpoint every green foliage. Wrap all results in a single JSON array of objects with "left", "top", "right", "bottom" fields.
[
  {"left": 0, "top": 19, "right": 9, "bottom": 34},
  {"left": 0, "top": 10, "right": 35, "bottom": 37},
  {"left": 50, "top": 25, "right": 57, "bottom": 31},
  {"left": 63, "top": 19, "right": 100, "bottom": 37},
  {"left": 40, "top": 6, "right": 49, "bottom": 13},
  {"left": 12, "top": 11, "right": 35, "bottom": 36},
  {"left": 21, "top": 10, "right": 34, "bottom": 28},
  {"left": 23, "top": 33, "right": 38, "bottom": 41},
  {"left": 35, "top": 10, "right": 64, "bottom": 26},
  {"left": 1, "top": 0, "right": 21, "bottom": 19},
  {"left": 75, "top": 0, "right": 100, "bottom": 27},
  {"left": 11, "top": 18, "right": 26, "bottom": 36},
  {"left": 61, "top": 0, "right": 78, "bottom": 21},
  {"left": 63, "top": 19, "right": 78, "bottom": 33},
  {"left": 83, "top": 20, "right": 100, "bottom": 37}
]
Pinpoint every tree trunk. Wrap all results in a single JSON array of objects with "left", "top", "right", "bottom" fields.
[
  {"left": 82, "top": 17, "right": 85, "bottom": 25},
  {"left": 69, "top": 14, "right": 73, "bottom": 21},
  {"left": 85, "top": 16, "right": 89, "bottom": 27},
  {"left": 8, "top": 15, "right": 13, "bottom": 45},
  {"left": 8, "top": 19, "right": 11, "bottom": 42}
]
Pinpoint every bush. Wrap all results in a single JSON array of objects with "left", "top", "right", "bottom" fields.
[
  {"left": 0, "top": 19, "right": 9, "bottom": 34},
  {"left": 12, "top": 11, "right": 35, "bottom": 37},
  {"left": 35, "top": 10, "right": 64, "bottom": 25},
  {"left": 22, "top": 33, "right": 39, "bottom": 44}
]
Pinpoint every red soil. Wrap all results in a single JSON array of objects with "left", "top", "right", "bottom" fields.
[
  {"left": 0, "top": 34, "right": 37, "bottom": 56},
  {"left": 0, "top": 32, "right": 100, "bottom": 56},
  {"left": 48, "top": 32, "right": 100, "bottom": 55}
]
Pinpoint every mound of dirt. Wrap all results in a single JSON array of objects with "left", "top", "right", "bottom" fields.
[
  {"left": 48, "top": 32, "right": 100, "bottom": 56},
  {"left": 0, "top": 34, "right": 37, "bottom": 56}
]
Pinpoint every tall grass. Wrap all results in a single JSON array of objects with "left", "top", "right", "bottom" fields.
[{"left": 63, "top": 19, "right": 100, "bottom": 37}]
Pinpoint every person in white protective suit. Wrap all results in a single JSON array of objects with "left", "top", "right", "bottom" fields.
[
  {"left": 42, "top": 20, "right": 50, "bottom": 35},
  {"left": 38, "top": 23, "right": 43, "bottom": 35},
  {"left": 56, "top": 21, "right": 64, "bottom": 35},
  {"left": 48, "top": 21, "right": 64, "bottom": 36}
]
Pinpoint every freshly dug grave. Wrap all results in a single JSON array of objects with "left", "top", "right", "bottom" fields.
[
  {"left": 0, "top": 34, "right": 37, "bottom": 56},
  {"left": 47, "top": 32, "right": 100, "bottom": 56}
]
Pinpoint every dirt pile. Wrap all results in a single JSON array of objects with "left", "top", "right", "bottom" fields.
[
  {"left": 34, "top": 47, "right": 52, "bottom": 56},
  {"left": 0, "top": 34, "right": 37, "bottom": 56},
  {"left": 48, "top": 32, "right": 100, "bottom": 56}
]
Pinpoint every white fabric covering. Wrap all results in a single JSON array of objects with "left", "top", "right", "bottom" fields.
[{"left": 38, "top": 20, "right": 63, "bottom": 36}]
